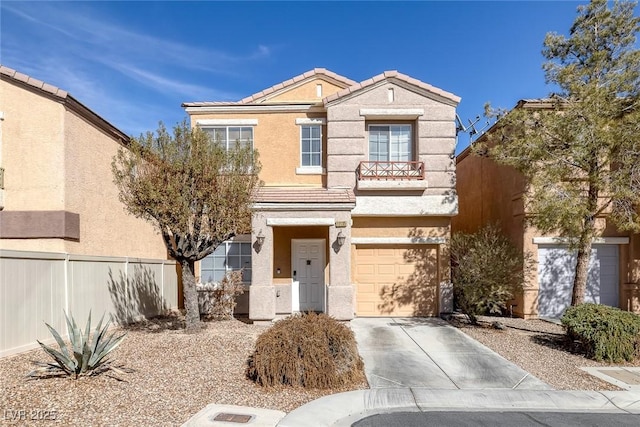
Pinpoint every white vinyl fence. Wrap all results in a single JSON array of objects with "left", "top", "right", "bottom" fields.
[{"left": 0, "top": 250, "right": 178, "bottom": 358}]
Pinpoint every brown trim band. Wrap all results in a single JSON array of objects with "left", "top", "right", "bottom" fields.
[{"left": 0, "top": 211, "right": 80, "bottom": 240}]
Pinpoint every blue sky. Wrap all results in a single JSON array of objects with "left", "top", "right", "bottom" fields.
[{"left": 0, "top": 1, "right": 613, "bottom": 153}]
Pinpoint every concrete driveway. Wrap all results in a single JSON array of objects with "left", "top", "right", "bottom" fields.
[{"left": 350, "top": 317, "right": 551, "bottom": 390}]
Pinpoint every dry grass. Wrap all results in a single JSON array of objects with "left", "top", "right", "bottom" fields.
[
  {"left": 0, "top": 314, "right": 366, "bottom": 426},
  {"left": 450, "top": 314, "right": 640, "bottom": 390}
]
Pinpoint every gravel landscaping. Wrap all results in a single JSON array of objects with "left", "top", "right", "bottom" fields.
[
  {"left": 3, "top": 312, "right": 640, "bottom": 426},
  {"left": 0, "top": 314, "right": 366, "bottom": 426},
  {"left": 450, "top": 314, "right": 640, "bottom": 390}
]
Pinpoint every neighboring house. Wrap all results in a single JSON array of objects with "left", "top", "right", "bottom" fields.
[
  {"left": 0, "top": 66, "right": 177, "bottom": 357},
  {"left": 453, "top": 99, "right": 640, "bottom": 319},
  {"left": 183, "top": 68, "right": 460, "bottom": 321}
]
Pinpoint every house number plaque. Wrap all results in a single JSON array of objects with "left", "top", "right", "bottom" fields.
[{"left": 335, "top": 221, "right": 347, "bottom": 228}]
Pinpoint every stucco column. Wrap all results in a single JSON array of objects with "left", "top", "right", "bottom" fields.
[
  {"left": 249, "top": 213, "right": 275, "bottom": 321},
  {"left": 326, "top": 212, "right": 354, "bottom": 320}
]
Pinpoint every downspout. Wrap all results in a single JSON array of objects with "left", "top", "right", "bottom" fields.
[{"left": 0, "top": 111, "right": 5, "bottom": 210}]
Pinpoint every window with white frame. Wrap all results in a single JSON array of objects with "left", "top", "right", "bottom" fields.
[
  {"left": 200, "top": 241, "right": 252, "bottom": 284},
  {"left": 201, "top": 126, "right": 253, "bottom": 151},
  {"left": 300, "top": 125, "right": 322, "bottom": 167},
  {"left": 368, "top": 125, "right": 412, "bottom": 162}
]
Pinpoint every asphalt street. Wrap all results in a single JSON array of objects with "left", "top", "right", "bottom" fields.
[{"left": 352, "top": 411, "right": 640, "bottom": 427}]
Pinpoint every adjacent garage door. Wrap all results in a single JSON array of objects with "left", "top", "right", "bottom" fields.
[
  {"left": 354, "top": 245, "right": 438, "bottom": 317},
  {"left": 537, "top": 244, "right": 619, "bottom": 318}
]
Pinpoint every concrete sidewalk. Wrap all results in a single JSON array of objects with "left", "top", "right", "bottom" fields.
[{"left": 350, "top": 317, "right": 550, "bottom": 389}]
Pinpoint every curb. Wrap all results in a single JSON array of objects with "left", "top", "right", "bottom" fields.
[{"left": 277, "top": 389, "right": 640, "bottom": 427}]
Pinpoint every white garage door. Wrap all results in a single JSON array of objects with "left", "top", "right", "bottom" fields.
[{"left": 537, "top": 244, "right": 619, "bottom": 318}]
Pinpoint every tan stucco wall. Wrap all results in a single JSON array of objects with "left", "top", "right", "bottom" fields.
[
  {"left": 0, "top": 80, "right": 66, "bottom": 212},
  {"left": 0, "top": 79, "right": 166, "bottom": 259},
  {"left": 62, "top": 109, "right": 166, "bottom": 258},
  {"left": 267, "top": 78, "right": 345, "bottom": 103},
  {"left": 190, "top": 111, "right": 327, "bottom": 187},
  {"left": 351, "top": 216, "right": 450, "bottom": 239},
  {"left": 452, "top": 149, "right": 526, "bottom": 239}
]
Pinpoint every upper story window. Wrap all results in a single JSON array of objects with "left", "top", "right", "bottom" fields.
[
  {"left": 368, "top": 125, "right": 412, "bottom": 162},
  {"left": 294, "top": 118, "right": 325, "bottom": 175},
  {"left": 301, "top": 125, "right": 322, "bottom": 167},
  {"left": 202, "top": 126, "right": 253, "bottom": 151}
]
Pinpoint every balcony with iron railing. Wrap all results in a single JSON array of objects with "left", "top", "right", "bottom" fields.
[{"left": 356, "top": 161, "right": 428, "bottom": 190}]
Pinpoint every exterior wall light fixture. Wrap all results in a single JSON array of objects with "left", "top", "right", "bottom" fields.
[
  {"left": 255, "top": 229, "right": 265, "bottom": 249},
  {"left": 337, "top": 230, "right": 346, "bottom": 247}
]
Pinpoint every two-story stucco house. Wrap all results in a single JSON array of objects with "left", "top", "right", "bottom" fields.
[
  {"left": 453, "top": 99, "right": 640, "bottom": 319},
  {"left": 183, "top": 68, "right": 460, "bottom": 321}
]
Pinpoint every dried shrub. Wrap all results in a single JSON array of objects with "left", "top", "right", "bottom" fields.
[
  {"left": 247, "top": 312, "right": 365, "bottom": 389},
  {"left": 450, "top": 225, "right": 532, "bottom": 324},
  {"left": 198, "top": 271, "right": 245, "bottom": 320},
  {"left": 562, "top": 303, "right": 640, "bottom": 362}
]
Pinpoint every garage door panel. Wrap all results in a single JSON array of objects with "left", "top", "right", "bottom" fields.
[
  {"left": 376, "top": 264, "right": 395, "bottom": 275},
  {"left": 356, "top": 264, "right": 375, "bottom": 275},
  {"left": 398, "top": 264, "right": 416, "bottom": 275},
  {"left": 354, "top": 244, "right": 438, "bottom": 317},
  {"left": 358, "top": 283, "right": 376, "bottom": 294}
]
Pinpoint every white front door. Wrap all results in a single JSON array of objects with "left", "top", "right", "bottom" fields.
[{"left": 292, "top": 239, "right": 325, "bottom": 312}]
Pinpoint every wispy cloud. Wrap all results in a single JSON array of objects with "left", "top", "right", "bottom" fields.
[
  {"left": 108, "top": 63, "right": 240, "bottom": 101},
  {"left": 0, "top": 2, "right": 272, "bottom": 134},
  {"left": 2, "top": 2, "right": 270, "bottom": 75}
]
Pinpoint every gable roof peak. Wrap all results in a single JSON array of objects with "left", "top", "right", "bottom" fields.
[
  {"left": 238, "top": 68, "right": 357, "bottom": 104},
  {"left": 323, "top": 70, "right": 461, "bottom": 106}
]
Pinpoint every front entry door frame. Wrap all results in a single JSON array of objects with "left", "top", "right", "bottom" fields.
[{"left": 291, "top": 239, "right": 326, "bottom": 313}]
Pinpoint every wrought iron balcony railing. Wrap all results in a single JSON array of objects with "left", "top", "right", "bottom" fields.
[{"left": 357, "top": 161, "right": 425, "bottom": 180}]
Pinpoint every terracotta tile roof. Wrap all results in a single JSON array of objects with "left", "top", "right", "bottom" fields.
[
  {"left": 255, "top": 187, "right": 356, "bottom": 204},
  {"left": 323, "top": 70, "right": 461, "bottom": 105},
  {"left": 1, "top": 65, "right": 68, "bottom": 98},
  {"left": 183, "top": 101, "right": 242, "bottom": 107},
  {"left": 517, "top": 98, "right": 563, "bottom": 109},
  {"left": 182, "top": 68, "right": 356, "bottom": 107},
  {"left": 239, "top": 68, "right": 357, "bottom": 104}
]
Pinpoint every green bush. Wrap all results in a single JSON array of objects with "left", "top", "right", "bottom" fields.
[
  {"left": 450, "top": 225, "right": 531, "bottom": 324},
  {"left": 561, "top": 303, "right": 640, "bottom": 362},
  {"left": 247, "top": 312, "right": 365, "bottom": 389},
  {"left": 30, "top": 311, "right": 127, "bottom": 379}
]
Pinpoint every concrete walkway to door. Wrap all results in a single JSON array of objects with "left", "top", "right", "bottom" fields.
[{"left": 350, "top": 317, "right": 551, "bottom": 390}]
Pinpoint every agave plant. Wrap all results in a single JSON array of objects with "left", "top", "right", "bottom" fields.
[{"left": 30, "top": 311, "right": 127, "bottom": 379}]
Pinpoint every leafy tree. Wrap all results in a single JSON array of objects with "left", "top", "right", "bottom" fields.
[
  {"left": 480, "top": 0, "right": 640, "bottom": 306},
  {"left": 112, "top": 121, "right": 261, "bottom": 332},
  {"left": 450, "top": 225, "right": 531, "bottom": 324}
]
